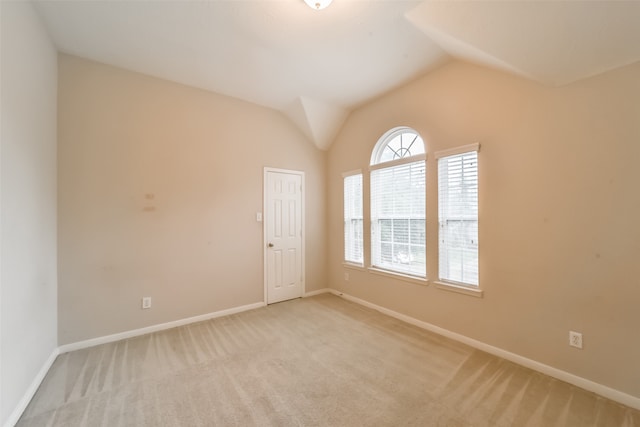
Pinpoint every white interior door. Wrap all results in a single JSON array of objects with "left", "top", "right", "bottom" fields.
[{"left": 264, "top": 169, "right": 304, "bottom": 304}]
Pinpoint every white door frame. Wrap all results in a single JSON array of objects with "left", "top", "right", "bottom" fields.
[{"left": 263, "top": 167, "right": 305, "bottom": 304}]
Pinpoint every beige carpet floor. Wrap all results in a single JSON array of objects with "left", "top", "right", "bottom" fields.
[{"left": 17, "top": 294, "right": 640, "bottom": 426}]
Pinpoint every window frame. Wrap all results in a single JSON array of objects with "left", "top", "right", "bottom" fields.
[
  {"left": 369, "top": 127, "right": 427, "bottom": 281},
  {"left": 370, "top": 127, "right": 426, "bottom": 166},
  {"left": 343, "top": 170, "right": 364, "bottom": 267},
  {"left": 435, "top": 143, "right": 482, "bottom": 297}
]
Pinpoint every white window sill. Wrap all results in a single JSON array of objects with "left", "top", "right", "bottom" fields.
[
  {"left": 342, "top": 262, "right": 365, "bottom": 271},
  {"left": 368, "top": 267, "right": 428, "bottom": 286},
  {"left": 434, "top": 281, "right": 483, "bottom": 298}
]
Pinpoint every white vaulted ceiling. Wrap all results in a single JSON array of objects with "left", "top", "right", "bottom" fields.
[
  {"left": 34, "top": 0, "right": 640, "bottom": 150},
  {"left": 406, "top": 1, "right": 640, "bottom": 86}
]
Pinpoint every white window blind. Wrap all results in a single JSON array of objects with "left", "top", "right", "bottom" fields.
[
  {"left": 371, "top": 160, "right": 426, "bottom": 277},
  {"left": 437, "top": 148, "right": 479, "bottom": 286},
  {"left": 344, "top": 173, "right": 363, "bottom": 264}
]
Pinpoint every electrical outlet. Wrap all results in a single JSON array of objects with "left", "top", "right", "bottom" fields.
[
  {"left": 142, "top": 297, "right": 152, "bottom": 309},
  {"left": 569, "top": 331, "right": 583, "bottom": 349},
  {"left": 344, "top": 272, "right": 350, "bottom": 281}
]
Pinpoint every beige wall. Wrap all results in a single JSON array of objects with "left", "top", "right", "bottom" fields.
[
  {"left": 328, "top": 60, "right": 640, "bottom": 398},
  {"left": 1, "top": 2, "right": 59, "bottom": 424},
  {"left": 58, "top": 55, "right": 327, "bottom": 345}
]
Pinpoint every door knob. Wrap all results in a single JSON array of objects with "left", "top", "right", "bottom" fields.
[{"left": 268, "top": 243, "right": 274, "bottom": 248}]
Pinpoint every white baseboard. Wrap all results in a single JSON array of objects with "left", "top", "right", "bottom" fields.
[
  {"left": 329, "top": 289, "right": 640, "bottom": 411},
  {"left": 7, "top": 301, "right": 266, "bottom": 426},
  {"left": 10, "top": 290, "right": 639, "bottom": 427},
  {"left": 58, "top": 301, "right": 266, "bottom": 354},
  {"left": 4, "top": 347, "right": 59, "bottom": 427},
  {"left": 304, "top": 288, "right": 330, "bottom": 297}
]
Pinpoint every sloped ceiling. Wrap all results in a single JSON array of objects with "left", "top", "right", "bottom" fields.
[
  {"left": 405, "top": 1, "right": 640, "bottom": 86},
  {"left": 34, "top": 0, "right": 640, "bottom": 150}
]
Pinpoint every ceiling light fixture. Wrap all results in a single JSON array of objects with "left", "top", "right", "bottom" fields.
[{"left": 304, "top": 0, "right": 332, "bottom": 10}]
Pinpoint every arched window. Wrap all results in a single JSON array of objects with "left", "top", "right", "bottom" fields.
[
  {"left": 370, "top": 127, "right": 426, "bottom": 277},
  {"left": 370, "top": 128, "right": 425, "bottom": 165}
]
